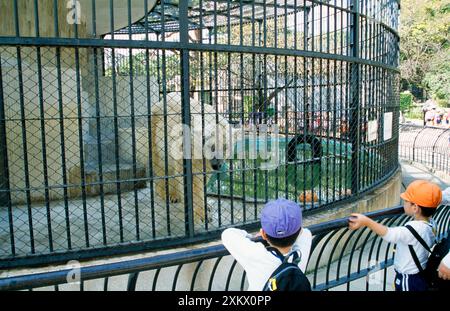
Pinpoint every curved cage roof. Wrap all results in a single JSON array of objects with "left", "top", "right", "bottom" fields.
[{"left": 113, "top": 0, "right": 313, "bottom": 35}]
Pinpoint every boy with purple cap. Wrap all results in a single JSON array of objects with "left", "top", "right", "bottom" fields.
[{"left": 221, "top": 198, "right": 312, "bottom": 291}]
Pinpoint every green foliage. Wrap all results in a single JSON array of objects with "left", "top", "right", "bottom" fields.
[
  {"left": 400, "top": 91, "right": 414, "bottom": 112},
  {"left": 404, "top": 107, "right": 424, "bottom": 120},
  {"left": 423, "top": 52, "right": 450, "bottom": 103},
  {"left": 400, "top": 0, "right": 450, "bottom": 100}
]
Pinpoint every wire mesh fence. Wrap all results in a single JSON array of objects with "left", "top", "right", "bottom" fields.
[
  {"left": 0, "top": 0, "right": 400, "bottom": 267},
  {"left": 399, "top": 124, "right": 450, "bottom": 175}
]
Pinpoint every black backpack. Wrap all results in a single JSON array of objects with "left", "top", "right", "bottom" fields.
[
  {"left": 262, "top": 247, "right": 311, "bottom": 291},
  {"left": 405, "top": 225, "right": 450, "bottom": 291}
]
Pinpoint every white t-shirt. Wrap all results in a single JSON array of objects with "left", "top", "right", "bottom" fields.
[
  {"left": 221, "top": 228, "right": 312, "bottom": 291},
  {"left": 382, "top": 220, "right": 436, "bottom": 275},
  {"left": 442, "top": 252, "right": 450, "bottom": 268}
]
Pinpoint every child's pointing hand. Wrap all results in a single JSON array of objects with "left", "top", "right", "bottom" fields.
[{"left": 348, "top": 213, "right": 369, "bottom": 230}]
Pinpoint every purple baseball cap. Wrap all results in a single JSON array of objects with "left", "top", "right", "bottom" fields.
[{"left": 261, "top": 198, "right": 302, "bottom": 238}]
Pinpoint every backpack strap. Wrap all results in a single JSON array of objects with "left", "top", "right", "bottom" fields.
[
  {"left": 266, "top": 246, "right": 301, "bottom": 264},
  {"left": 262, "top": 265, "right": 299, "bottom": 291},
  {"left": 405, "top": 225, "right": 432, "bottom": 274},
  {"left": 266, "top": 246, "right": 286, "bottom": 262},
  {"left": 405, "top": 225, "right": 432, "bottom": 253},
  {"left": 408, "top": 244, "right": 425, "bottom": 274}
]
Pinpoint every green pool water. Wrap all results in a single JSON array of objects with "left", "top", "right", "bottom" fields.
[{"left": 206, "top": 136, "right": 379, "bottom": 202}]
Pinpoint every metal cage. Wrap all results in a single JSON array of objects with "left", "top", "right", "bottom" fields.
[{"left": 0, "top": 0, "right": 400, "bottom": 268}]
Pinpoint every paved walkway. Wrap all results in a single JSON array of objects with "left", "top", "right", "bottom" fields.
[{"left": 400, "top": 160, "right": 450, "bottom": 191}]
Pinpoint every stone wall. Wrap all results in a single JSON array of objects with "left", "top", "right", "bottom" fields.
[{"left": 1, "top": 46, "right": 158, "bottom": 203}]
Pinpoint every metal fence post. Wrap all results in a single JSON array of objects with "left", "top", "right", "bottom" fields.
[
  {"left": 349, "top": 0, "right": 360, "bottom": 195},
  {"left": 431, "top": 128, "right": 448, "bottom": 172},
  {"left": 0, "top": 55, "right": 10, "bottom": 208},
  {"left": 179, "top": 1, "right": 195, "bottom": 238},
  {"left": 412, "top": 127, "right": 426, "bottom": 162}
]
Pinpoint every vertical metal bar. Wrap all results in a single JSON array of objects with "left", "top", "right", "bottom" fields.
[
  {"left": 273, "top": 0, "right": 280, "bottom": 201},
  {"left": 109, "top": 0, "right": 124, "bottom": 243},
  {"left": 338, "top": 65, "right": 343, "bottom": 198},
  {"left": 127, "top": 0, "right": 140, "bottom": 241},
  {"left": 263, "top": 54, "right": 268, "bottom": 203},
  {"left": 54, "top": 0, "right": 72, "bottom": 250},
  {"left": 190, "top": 260, "right": 204, "bottom": 291},
  {"left": 310, "top": 3, "right": 317, "bottom": 209},
  {"left": 160, "top": 4, "right": 172, "bottom": 236},
  {"left": 363, "top": 63, "right": 368, "bottom": 190},
  {"left": 152, "top": 268, "right": 161, "bottom": 290},
  {"left": 252, "top": 19, "right": 259, "bottom": 217},
  {"left": 369, "top": 2, "right": 375, "bottom": 186},
  {"left": 274, "top": 0, "right": 278, "bottom": 50},
  {"left": 213, "top": 0, "right": 222, "bottom": 226},
  {"left": 261, "top": 2, "right": 268, "bottom": 201},
  {"left": 364, "top": 0, "right": 371, "bottom": 189},
  {"left": 208, "top": 257, "right": 223, "bottom": 291},
  {"left": 332, "top": 3, "right": 337, "bottom": 201},
  {"left": 303, "top": 6, "right": 310, "bottom": 204},
  {"left": 11, "top": 7, "right": 20, "bottom": 256},
  {"left": 239, "top": 0, "right": 246, "bottom": 222},
  {"left": 376, "top": 65, "right": 381, "bottom": 181},
  {"left": 320, "top": 0, "right": 323, "bottom": 53},
  {"left": 73, "top": 25, "right": 90, "bottom": 247},
  {"left": 127, "top": 272, "right": 139, "bottom": 291},
  {"left": 0, "top": 53, "right": 15, "bottom": 256},
  {"left": 293, "top": 0, "right": 298, "bottom": 203},
  {"left": 263, "top": 0, "right": 267, "bottom": 48},
  {"left": 327, "top": 1, "right": 330, "bottom": 54},
  {"left": 227, "top": 0, "right": 234, "bottom": 224},
  {"left": 196, "top": 0, "right": 208, "bottom": 231},
  {"left": 349, "top": 0, "right": 360, "bottom": 195},
  {"left": 172, "top": 264, "right": 184, "bottom": 291},
  {"left": 225, "top": 260, "right": 238, "bottom": 291},
  {"left": 180, "top": 0, "right": 195, "bottom": 238},
  {"left": 34, "top": 0, "right": 54, "bottom": 253},
  {"left": 251, "top": 0, "right": 256, "bottom": 48},
  {"left": 325, "top": 58, "right": 330, "bottom": 204},
  {"left": 207, "top": 29, "right": 214, "bottom": 228},
  {"left": 310, "top": 2, "right": 314, "bottom": 53},
  {"left": 144, "top": 0, "right": 156, "bottom": 239},
  {"left": 195, "top": 0, "right": 206, "bottom": 229},
  {"left": 284, "top": 0, "right": 288, "bottom": 50},
  {"left": 284, "top": 53, "right": 289, "bottom": 199},
  {"left": 345, "top": 62, "right": 351, "bottom": 195},
  {"left": 91, "top": 0, "right": 107, "bottom": 246},
  {"left": 318, "top": 56, "right": 323, "bottom": 207}
]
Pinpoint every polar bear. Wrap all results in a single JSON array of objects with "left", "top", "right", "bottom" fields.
[{"left": 151, "top": 93, "right": 230, "bottom": 224}]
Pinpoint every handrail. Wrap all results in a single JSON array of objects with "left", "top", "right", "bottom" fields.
[
  {"left": 2, "top": 204, "right": 448, "bottom": 291},
  {"left": 399, "top": 123, "right": 450, "bottom": 175}
]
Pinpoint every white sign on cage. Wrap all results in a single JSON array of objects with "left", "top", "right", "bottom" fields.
[
  {"left": 367, "top": 119, "right": 378, "bottom": 142},
  {"left": 383, "top": 112, "right": 393, "bottom": 141}
]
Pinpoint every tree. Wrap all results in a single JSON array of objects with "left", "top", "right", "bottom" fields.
[{"left": 399, "top": 0, "right": 450, "bottom": 102}]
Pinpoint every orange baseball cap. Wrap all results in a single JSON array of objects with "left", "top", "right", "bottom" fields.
[{"left": 400, "top": 180, "right": 442, "bottom": 208}]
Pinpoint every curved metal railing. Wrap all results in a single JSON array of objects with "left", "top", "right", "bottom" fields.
[
  {"left": 399, "top": 124, "right": 450, "bottom": 175},
  {"left": 1, "top": 204, "right": 448, "bottom": 291}
]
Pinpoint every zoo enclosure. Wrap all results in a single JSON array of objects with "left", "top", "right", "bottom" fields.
[{"left": 0, "top": 0, "right": 400, "bottom": 268}]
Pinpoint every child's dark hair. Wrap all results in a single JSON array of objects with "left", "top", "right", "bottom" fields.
[
  {"left": 419, "top": 206, "right": 437, "bottom": 217},
  {"left": 266, "top": 228, "right": 301, "bottom": 248}
]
